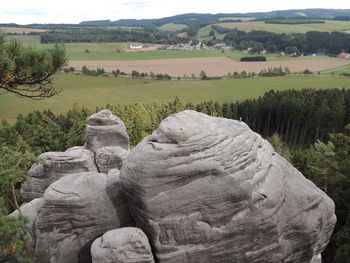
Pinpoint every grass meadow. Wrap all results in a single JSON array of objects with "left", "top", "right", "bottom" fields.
[
  {"left": 320, "top": 64, "right": 350, "bottom": 75},
  {"left": 159, "top": 23, "right": 187, "bottom": 32},
  {"left": 0, "top": 27, "right": 46, "bottom": 34},
  {"left": 8, "top": 35, "right": 348, "bottom": 64},
  {"left": 1, "top": 74, "right": 350, "bottom": 123},
  {"left": 13, "top": 41, "right": 343, "bottom": 63},
  {"left": 5, "top": 35, "right": 41, "bottom": 45}
]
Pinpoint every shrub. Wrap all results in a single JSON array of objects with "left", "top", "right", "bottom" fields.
[
  {"left": 164, "top": 74, "right": 172, "bottom": 80},
  {"left": 240, "top": 56, "right": 267, "bottom": 62},
  {"left": 112, "top": 69, "right": 120, "bottom": 77},
  {"left": 132, "top": 70, "right": 140, "bottom": 78}
]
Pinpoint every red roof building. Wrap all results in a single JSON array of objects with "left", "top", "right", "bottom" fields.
[{"left": 339, "top": 52, "right": 350, "bottom": 58}]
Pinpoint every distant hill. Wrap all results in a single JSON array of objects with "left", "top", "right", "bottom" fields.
[
  {"left": 245, "top": 8, "right": 350, "bottom": 19},
  {"left": 2, "top": 8, "right": 350, "bottom": 30},
  {"left": 79, "top": 9, "right": 350, "bottom": 27},
  {"left": 79, "top": 13, "right": 246, "bottom": 27}
]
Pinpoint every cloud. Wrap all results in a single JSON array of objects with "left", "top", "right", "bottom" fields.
[
  {"left": 1, "top": 8, "right": 49, "bottom": 16},
  {"left": 119, "top": 1, "right": 152, "bottom": 8}
]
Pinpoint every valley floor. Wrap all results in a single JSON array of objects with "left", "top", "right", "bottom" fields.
[{"left": 1, "top": 74, "right": 350, "bottom": 123}]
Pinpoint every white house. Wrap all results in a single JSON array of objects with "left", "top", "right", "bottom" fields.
[{"left": 129, "top": 44, "right": 143, "bottom": 50}]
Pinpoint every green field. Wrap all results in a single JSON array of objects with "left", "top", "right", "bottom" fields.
[
  {"left": 197, "top": 25, "right": 226, "bottom": 41},
  {"left": 67, "top": 50, "right": 342, "bottom": 62},
  {"left": 11, "top": 37, "right": 345, "bottom": 63},
  {"left": 17, "top": 42, "right": 237, "bottom": 60},
  {"left": 67, "top": 49, "right": 235, "bottom": 60},
  {"left": 28, "top": 44, "right": 247, "bottom": 61},
  {"left": 24, "top": 42, "right": 339, "bottom": 62},
  {"left": 320, "top": 63, "right": 350, "bottom": 75},
  {"left": 159, "top": 23, "right": 187, "bottom": 32},
  {"left": 5, "top": 35, "right": 41, "bottom": 44},
  {"left": 217, "top": 20, "right": 350, "bottom": 34},
  {"left": 34, "top": 42, "right": 130, "bottom": 54},
  {"left": 1, "top": 74, "right": 350, "bottom": 123},
  {"left": 0, "top": 27, "right": 46, "bottom": 34},
  {"left": 218, "top": 17, "right": 255, "bottom": 21}
]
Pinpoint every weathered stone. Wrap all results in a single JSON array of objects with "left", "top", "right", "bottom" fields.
[
  {"left": 310, "top": 254, "right": 322, "bottom": 263},
  {"left": 120, "top": 110, "right": 336, "bottom": 263},
  {"left": 33, "top": 171, "right": 131, "bottom": 263},
  {"left": 108, "top": 168, "right": 120, "bottom": 177},
  {"left": 91, "top": 227, "right": 155, "bottom": 263},
  {"left": 21, "top": 147, "right": 97, "bottom": 202},
  {"left": 85, "top": 109, "right": 129, "bottom": 153},
  {"left": 96, "top": 146, "right": 129, "bottom": 174},
  {"left": 10, "top": 198, "right": 43, "bottom": 249}
]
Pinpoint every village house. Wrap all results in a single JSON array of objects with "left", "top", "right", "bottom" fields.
[
  {"left": 129, "top": 44, "right": 143, "bottom": 50},
  {"left": 339, "top": 52, "right": 350, "bottom": 59}
]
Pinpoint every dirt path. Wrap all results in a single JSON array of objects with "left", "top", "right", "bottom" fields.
[{"left": 69, "top": 57, "right": 350, "bottom": 77}]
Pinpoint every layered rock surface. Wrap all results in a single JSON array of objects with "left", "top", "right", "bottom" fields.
[
  {"left": 33, "top": 172, "right": 131, "bottom": 263},
  {"left": 91, "top": 227, "right": 155, "bottom": 263},
  {"left": 120, "top": 110, "right": 336, "bottom": 263},
  {"left": 21, "top": 147, "right": 97, "bottom": 202},
  {"left": 85, "top": 109, "right": 129, "bottom": 153}
]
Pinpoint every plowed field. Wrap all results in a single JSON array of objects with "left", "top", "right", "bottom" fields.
[{"left": 70, "top": 57, "right": 349, "bottom": 76}]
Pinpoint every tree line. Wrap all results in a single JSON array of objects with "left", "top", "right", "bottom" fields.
[
  {"left": 1, "top": 88, "right": 350, "bottom": 155},
  {"left": 223, "top": 28, "right": 350, "bottom": 54},
  {"left": 39, "top": 28, "right": 186, "bottom": 45}
]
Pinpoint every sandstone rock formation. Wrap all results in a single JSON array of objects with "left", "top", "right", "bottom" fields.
[
  {"left": 96, "top": 146, "right": 129, "bottom": 174},
  {"left": 10, "top": 198, "right": 43, "bottom": 249},
  {"left": 120, "top": 110, "right": 336, "bottom": 263},
  {"left": 21, "top": 147, "right": 97, "bottom": 202},
  {"left": 91, "top": 227, "right": 155, "bottom": 263},
  {"left": 33, "top": 171, "right": 131, "bottom": 263},
  {"left": 311, "top": 254, "right": 322, "bottom": 263},
  {"left": 17, "top": 109, "right": 336, "bottom": 263},
  {"left": 85, "top": 109, "right": 129, "bottom": 153}
]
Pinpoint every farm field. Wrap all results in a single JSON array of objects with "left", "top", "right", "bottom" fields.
[
  {"left": 69, "top": 57, "right": 350, "bottom": 76},
  {"left": 5, "top": 35, "right": 41, "bottom": 44},
  {"left": 12, "top": 40, "right": 345, "bottom": 63},
  {"left": 67, "top": 49, "right": 232, "bottom": 60},
  {"left": 198, "top": 25, "right": 226, "bottom": 41},
  {"left": 29, "top": 44, "right": 241, "bottom": 60},
  {"left": 1, "top": 74, "right": 350, "bottom": 123},
  {"left": 219, "top": 17, "right": 255, "bottom": 21},
  {"left": 32, "top": 42, "right": 347, "bottom": 62},
  {"left": 0, "top": 26, "right": 46, "bottom": 34},
  {"left": 30, "top": 42, "right": 162, "bottom": 54},
  {"left": 320, "top": 64, "right": 350, "bottom": 75},
  {"left": 216, "top": 20, "right": 350, "bottom": 33},
  {"left": 42, "top": 42, "right": 130, "bottom": 53},
  {"left": 159, "top": 23, "right": 187, "bottom": 32}
]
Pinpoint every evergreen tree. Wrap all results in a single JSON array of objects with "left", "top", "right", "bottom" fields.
[{"left": 0, "top": 36, "right": 67, "bottom": 99}]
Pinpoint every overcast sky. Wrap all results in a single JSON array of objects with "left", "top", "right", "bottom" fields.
[{"left": 0, "top": 0, "right": 349, "bottom": 24}]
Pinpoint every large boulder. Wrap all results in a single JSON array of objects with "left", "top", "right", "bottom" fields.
[
  {"left": 33, "top": 171, "right": 131, "bottom": 263},
  {"left": 21, "top": 147, "right": 97, "bottom": 202},
  {"left": 91, "top": 227, "right": 155, "bottom": 263},
  {"left": 120, "top": 110, "right": 336, "bottom": 263},
  {"left": 85, "top": 109, "right": 129, "bottom": 153}
]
